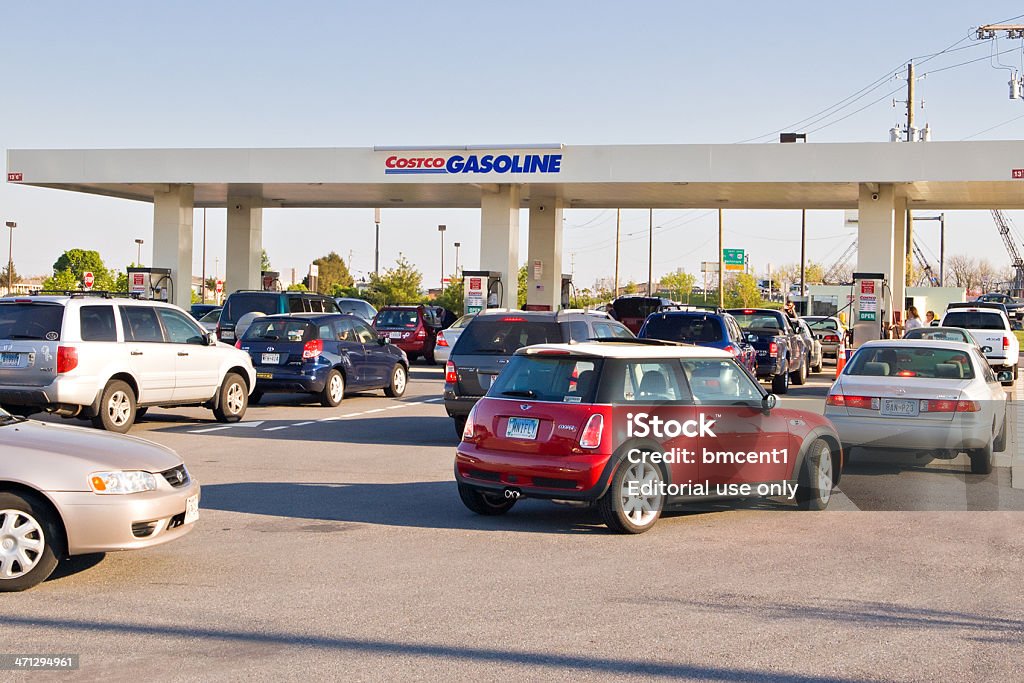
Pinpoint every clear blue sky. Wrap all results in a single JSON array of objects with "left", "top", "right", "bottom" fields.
[{"left": 3, "top": 1, "right": 1024, "bottom": 288}]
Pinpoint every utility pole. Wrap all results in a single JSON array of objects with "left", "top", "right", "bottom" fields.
[
  {"left": 906, "top": 62, "right": 915, "bottom": 141},
  {"left": 438, "top": 224, "right": 446, "bottom": 291},
  {"left": 5, "top": 221, "right": 15, "bottom": 295},
  {"left": 717, "top": 209, "right": 724, "bottom": 308},
  {"left": 647, "top": 209, "right": 653, "bottom": 296},
  {"left": 374, "top": 208, "right": 381, "bottom": 276},
  {"left": 614, "top": 208, "right": 621, "bottom": 298}
]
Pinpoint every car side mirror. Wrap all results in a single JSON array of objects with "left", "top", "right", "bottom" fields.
[
  {"left": 761, "top": 393, "right": 777, "bottom": 413},
  {"left": 206, "top": 332, "right": 217, "bottom": 346},
  {"left": 997, "top": 370, "right": 1014, "bottom": 382},
  {"left": 746, "top": 333, "right": 757, "bottom": 343},
  {"left": 377, "top": 336, "right": 387, "bottom": 346}
]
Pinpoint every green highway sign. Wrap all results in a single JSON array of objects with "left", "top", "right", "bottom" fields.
[{"left": 723, "top": 248, "right": 745, "bottom": 272}]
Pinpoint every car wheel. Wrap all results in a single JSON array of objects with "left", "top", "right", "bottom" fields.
[
  {"left": 91, "top": 380, "right": 136, "bottom": 433},
  {"left": 249, "top": 390, "right": 263, "bottom": 405},
  {"left": 771, "top": 371, "right": 789, "bottom": 394},
  {"left": 384, "top": 365, "right": 407, "bottom": 398},
  {"left": 453, "top": 415, "right": 467, "bottom": 439},
  {"left": 319, "top": 370, "right": 345, "bottom": 407},
  {"left": 791, "top": 357, "right": 807, "bottom": 385},
  {"left": 1013, "top": 364, "right": 1019, "bottom": 381},
  {"left": 457, "top": 482, "right": 516, "bottom": 516},
  {"left": 811, "top": 356, "right": 823, "bottom": 373},
  {"left": 969, "top": 444, "right": 993, "bottom": 475},
  {"left": 213, "top": 373, "right": 248, "bottom": 422},
  {"left": 994, "top": 413, "right": 1008, "bottom": 453},
  {"left": 0, "top": 492, "right": 63, "bottom": 593},
  {"left": 796, "top": 438, "right": 834, "bottom": 511},
  {"left": 598, "top": 459, "right": 664, "bottom": 534}
]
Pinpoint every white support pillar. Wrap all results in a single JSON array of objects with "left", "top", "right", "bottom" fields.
[
  {"left": 855, "top": 183, "right": 895, "bottom": 344},
  {"left": 226, "top": 189, "right": 263, "bottom": 295},
  {"left": 892, "top": 195, "right": 908, "bottom": 325},
  {"left": 526, "top": 197, "right": 564, "bottom": 310},
  {"left": 152, "top": 184, "right": 194, "bottom": 307},
  {"left": 479, "top": 185, "right": 520, "bottom": 309}
]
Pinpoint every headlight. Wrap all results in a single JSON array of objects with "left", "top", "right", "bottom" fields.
[{"left": 89, "top": 471, "right": 159, "bottom": 495}]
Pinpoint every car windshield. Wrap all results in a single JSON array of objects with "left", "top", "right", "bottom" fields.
[
  {"left": 223, "top": 294, "right": 279, "bottom": 323},
  {"left": 489, "top": 355, "right": 602, "bottom": 403},
  {"left": 199, "top": 309, "right": 222, "bottom": 323},
  {"left": 804, "top": 318, "right": 838, "bottom": 331},
  {"left": 0, "top": 303, "right": 64, "bottom": 340},
  {"left": 375, "top": 309, "right": 419, "bottom": 328},
  {"left": 453, "top": 319, "right": 562, "bottom": 355},
  {"left": 642, "top": 315, "right": 722, "bottom": 343},
  {"left": 846, "top": 346, "right": 975, "bottom": 379},
  {"left": 943, "top": 312, "right": 1005, "bottom": 330},
  {"left": 904, "top": 328, "right": 969, "bottom": 343},
  {"left": 612, "top": 298, "right": 663, "bottom": 319},
  {"left": 731, "top": 312, "right": 783, "bottom": 331},
  {"left": 242, "top": 319, "right": 315, "bottom": 342}
]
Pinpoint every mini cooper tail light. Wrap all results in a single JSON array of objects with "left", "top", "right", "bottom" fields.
[
  {"left": 445, "top": 361, "right": 458, "bottom": 384},
  {"left": 462, "top": 408, "right": 476, "bottom": 440},
  {"left": 579, "top": 413, "right": 604, "bottom": 449},
  {"left": 302, "top": 339, "right": 324, "bottom": 360},
  {"left": 57, "top": 346, "right": 78, "bottom": 373}
]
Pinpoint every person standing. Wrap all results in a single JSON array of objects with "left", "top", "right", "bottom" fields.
[
  {"left": 925, "top": 310, "right": 936, "bottom": 325},
  {"left": 904, "top": 306, "right": 924, "bottom": 330}
]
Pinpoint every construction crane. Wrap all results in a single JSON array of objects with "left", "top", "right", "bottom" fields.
[
  {"left": 822, "top": 239, "right": 858, "bottom": 284},
  {"left": 991, "top": 210, "right": 1024, "bottom": 295},
  {"left": 911, "top": 241, "right": 939, "bottom": 286}
]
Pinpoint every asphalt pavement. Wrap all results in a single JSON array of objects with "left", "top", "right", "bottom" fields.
[{"left": 5, "top": 363, "right": 1023, "bottom": 682}]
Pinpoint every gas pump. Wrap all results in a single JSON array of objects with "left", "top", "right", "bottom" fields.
[
  {"left": 851, "top": 271, "right": 888, "bottom": 348},
  {"left": 126, "top": 267, "right": 172, "bottom": 301},
  {"left": 561, "top": 274, "right": 573, "bottom": 309},
  {"left": 462, "top": 270, "right": 504, "bottom": 315}
]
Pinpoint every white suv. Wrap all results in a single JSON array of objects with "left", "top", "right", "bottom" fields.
[
  {"left": 940, "top": 303, "right": 1020, "bottom": 385},
  {"left": 0, "top": 295, "right": 256, "bottom": 432}
]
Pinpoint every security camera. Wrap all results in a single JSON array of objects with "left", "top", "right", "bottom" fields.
[
  {"left": 871, "top": 193, "right": 879, "bottom": 201},
  {"left": 538, "top": 205, "right": 546, "bottom": 212}
]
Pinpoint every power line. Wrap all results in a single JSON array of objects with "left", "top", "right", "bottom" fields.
[{"left": 960, "top": 111, "right": 1024, "bottom": 140}]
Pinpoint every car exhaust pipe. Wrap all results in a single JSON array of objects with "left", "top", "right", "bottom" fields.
[
  {"left": 50, "top": 404, "right": 81, "bottom": 418},
  {"left": 503, "top": 487, "right": 522, "bottom": 500}
]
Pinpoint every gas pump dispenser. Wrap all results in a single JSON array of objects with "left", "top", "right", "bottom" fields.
[
  {"left": 126, "top": 267, "right": 172, "bottom": 301},
  {"left": 461, "top": 270, "right": 504, "bottom": 315},
  {"left": 851, "top": 271, "right": 888, "bottom": 348}
]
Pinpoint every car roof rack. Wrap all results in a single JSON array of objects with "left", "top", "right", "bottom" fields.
[
  {"left": 947, "top": 302, "right": 1007, "bottom": 312},
  {"left": 584, "top": 337, "right": 692, "bottom": 347},
  {"left": 23, "top": 290, "right": 140, "bottom": 299}
]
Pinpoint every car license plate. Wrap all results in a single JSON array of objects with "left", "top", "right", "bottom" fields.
[
  {"left": 506, "top": 417, "right": 539, "bottom": 440},
  {"left": 261, "top": 353, "right": 280, "bottom": 365},
  {"left": 389, "top": 331, "right": 402, "bottom": 339},
  {"left": 256, "top": 372, "right": 273, "bottom": 380},
  {"left": 0, "top": 352, "right": 20, "bottom": 367},
  {"left": 756, "top": 350, "right": 768, "bottom": 356},
  {"left": 184, "top": 494, "right": 200, "bottom": 525},
  {"left": 222, "top": 330, "right": 235, "bottom": 340},
  {"left": 881, "top": 398, "right": 918, "bottom": 417}
]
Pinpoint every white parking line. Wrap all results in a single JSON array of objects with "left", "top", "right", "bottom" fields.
[
  {"left": 188, "top": 425, "right": 234, "bottom": 434},
  {"left": 264, "top": 426, "right": 290, "bottom": 432},
  {"left": 364, "top": 408, "right": 386, "bottom": 414},
  {"left": 293, "top": 421, "right": 315, "bottom": 427},
  {"left": 423, "top": 397, "right": 444, "bottom": 403}
]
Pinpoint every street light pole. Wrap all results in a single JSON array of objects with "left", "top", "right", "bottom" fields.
[
  {"left": 135, "top": 238, "right": 144, "bottom": 267},
  {"left": 647, "top": 209, "right": 653, "bottom": 296},
  {"left": 201, "top": 208, "right": 207, "bottom": 303},
  {"left": 454, "top": 242, "right": 461, "bottom": 278},
  {"left": 374, "top": 208, "right": 381, "bottom": 276},
  {"left": 5, "top": 221, "right": 16, "bottom": 295},
  {"left": 438, "top": 224, "right": 447, "bottom": 291}
]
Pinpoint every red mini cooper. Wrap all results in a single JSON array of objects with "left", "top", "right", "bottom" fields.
[{"left": 455, "top": 341, "right": 843, "bottom": 533}]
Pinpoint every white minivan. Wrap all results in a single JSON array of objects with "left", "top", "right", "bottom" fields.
[{"left": 0, "top": 295, "right": 256, "bottom": 432}]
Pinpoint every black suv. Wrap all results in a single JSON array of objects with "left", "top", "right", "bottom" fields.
[
  {"left": 443, "top": 310, "right": 633, "bottom": 436},
  {"left": 217, "top": 290, "right": 340, "bottom": 342}
]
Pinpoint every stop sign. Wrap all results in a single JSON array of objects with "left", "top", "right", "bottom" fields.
[{"left": 83, "top": 271, "right": 95, "bottom": 289}]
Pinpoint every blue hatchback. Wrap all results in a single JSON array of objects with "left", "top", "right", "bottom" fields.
[
  {"left": 637, "top": 310, "right": 757, "bottom": 374},
  {"left": 237, "top": 313, "right": 409, "bottom": 406}
]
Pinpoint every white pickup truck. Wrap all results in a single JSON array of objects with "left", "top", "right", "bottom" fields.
[{"left": 941, "top": 303, "right": 1019, "bottom": 385}]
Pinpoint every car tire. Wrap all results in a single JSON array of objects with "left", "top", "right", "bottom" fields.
[
  {"left": 457, "top": 482, "right": 516, "bottom": 516},
  {"left": 453, "top": 415, "right": 467, "bottom": 439},
  {"left": 994, "top": 413, "right": 1008, "bottom": 453},
  {"left": 0, "top": 492, "right": 63, "bottom": 592},
  {"left": 1013, "top": 364, "right": 1019, "bottom": 381},
  {"left": 811, "top": 356, "right": 823, "bottom": 373},
  {"left": 796, "top": 438, "right": 834, "bottom": 511},
  {"left": 319, "top": 370, "right": 345, "bottom": 407},
  {"left": 213, "top": 373, "right": 248, "bottom": 423},
  {"left": 91, "top": 380, "right": 136, "bottom": 433},
  {"left": 249, "top": 390, "right": 263, "bottom": 405},
  {"left": 597, "top": 459, "right": 664, "bottom": 534},
  {"left": 135, "top": 407, "right": 149, "bottom": 419},
  {"left": 969, "top": 444, "right": 993, "bottom": 475},
  {"left": 407, "top": 353, "right": 418, "bottom": 363},
  {"left": 771, "top": 371, "right": 789, "bottom": 394},
  {"left": 384, "top": 364, "right": 408, "bottom": 398},
  {"left": 791, "top": 356, "right": 807, "bottom": 385}
]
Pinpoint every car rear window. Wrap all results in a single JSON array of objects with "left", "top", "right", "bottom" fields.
[
  {"left": 846, "top": 346, "right": 975, "bottom": 379},
  {"left": 904, "top": 329, "right": 969, "bottom": 343},
  {"left": 0, "top": 303, "right": 64, "bottom": 341},
  {"left": 376, "top": 309, "right": 419, "bottom": 328},
  {"left": 731, "top": 312, "right": 784, "bottom": 331},
  {"left": 805, "top": 318, "right": 838, "bottom": 331},
  {"left": 224, "top": 294, "right": 280, "bottom": 323},
  {"left": 642, "top": 314, "right": 723, "bottom": 343},
  {"left": 243, "top": 319, "right": 315, "bottom": 343},
  {"left": 489, "top": 355, "right": 601, "bottom": 403},
  {"left": 942, "top": 312, "right": 1006, "bottom": 330},
  {"left": 453, "top": 319, "right": 562, "bottom": 355},
  {"left": 612, "top": 298, "right": 662, "bottom": 319}
]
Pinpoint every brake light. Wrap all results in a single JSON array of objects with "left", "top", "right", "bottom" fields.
[
  {"left": 462, "top": 408, "right": 476, "bottom": 440},
  {"left": 501, "top": 317, "right": 526, "bottom": 322},
  {"left": 234, "top": 340, "right": 242, "bottom": 349},
  {"left": 1004, "top": 336, "right": 1010, "bottom": 350},
  {"left": 723, "top": 345, "right": 735, "bottom": 354},
  {"left": 769, "top": 342, "right": 778, "bottom": 356},
  {"left": 921, "top": 399, "right": 980, "bottom": 413},
  {"left": 956, "top": 400, "right": 980, "bottom": 412},
  {"left": 302, "top": 339, "right": 323, "bottom": 360},
  {"left": 824, "top": 334, "right": 840, "bottom": 343},
  {"left": 579, "top": 413, "right": 604, "bottom": 449},
  {"left": 527, "top": 348, "right": 571, "bottom": 356},
  {"left": 56, "top": 346, "right": 78, "bottom": 373},
  {"left": 437, "top": 332, "right": 449, "bottom": 347},
  {"left": 415, "top": 327, "right": 426, "bottom": 339},
  {"left": 743, "top": 309, "right": 754, "bottom": 314},
  {"left": 445, "top": 361, "right": 458, "bottom": 384},
  {"left": 826, "top": 394, "right": 878, "bottom": 410}
]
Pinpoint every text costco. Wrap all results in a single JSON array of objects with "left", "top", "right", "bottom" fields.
[{"left": 384, "top": 153, "right": 563, "bottom": 175}]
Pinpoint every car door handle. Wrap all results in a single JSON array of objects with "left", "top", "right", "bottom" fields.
[
  {"left": 130, "top": 351, "right": 144, "bottom": 356},
  {"left": 178, "top": 352, "right": 189, "bottom": 357}
]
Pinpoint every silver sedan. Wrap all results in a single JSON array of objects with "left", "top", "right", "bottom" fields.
[
  {"left": 0, "top": 411, "right": 199, "bottom": 591},
  {"left": 824, "top": 339, "right": 1010, "bottom": 474},
  {"left": 435, "top": 314, "right": 475, "bottom": 363}
]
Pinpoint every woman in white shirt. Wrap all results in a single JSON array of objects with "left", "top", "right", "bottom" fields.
[{"left": 904, "top": 306, "right": 924, "bottom": 330}]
